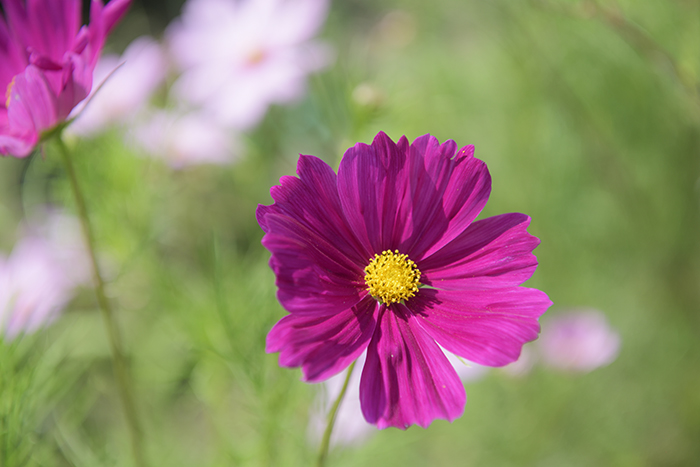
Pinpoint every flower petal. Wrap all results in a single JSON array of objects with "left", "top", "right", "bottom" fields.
[
  {"left": 337, "top": 132, "right": 491, "bottom": 260},
  {"left": 258, "top": 154, "right": 367, "bottom": 265},
  {"left": 337, "top": 131, "right": 414, "bottom": 253},
  {"left": 398, "top": 135, "right": 491, "bottom": 259},
  {"left": 1, "top": 0, "right": 76, "bottom": 64},
  {"left": 88, "top": 0, "right": 133, "bottom": 64},
  {"left": 7, "top": 64, "right": 58, "bottom": 132},
  {"left": 0, "top": 18, "right": 27, "bottom": 90},
  {"left": 266, "top": 296, "right": 378, "bottom": 382},
  {"left": 411, "top": 287, "right": 552, "bottom": 367},
  {"left": 420, "top": 213, "right": 539, "bottom": 290},
  {"left": 262, "top": 222, "right": 365, "bottom": 315},
  {"left": 360, "top": 305, "right": 465, "bottom": 429},
  {"left": 258, "top": 155, "right": 373, "bottom": 315}
]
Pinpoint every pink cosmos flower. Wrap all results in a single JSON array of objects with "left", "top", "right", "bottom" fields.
[
  {"left": 0, "top": 211, "right": 90, "bottom": 339},
  {"left": 0, "top": 0, "right": 131, "bottom": 157},
  {"left": 167, "top": 0, "right": 333, "bottom": 130},
  {"left": 130, "top": 110, "right": 240, "bottom": 169},
  {"left": 69, "top": 36, "right": 167, "bottom": 136},
  {"left": 538, "top": 309, "right": 620, "bottom": 372},
  {"left": 258, "top": 132, "right": 552, "bottom": 429}
]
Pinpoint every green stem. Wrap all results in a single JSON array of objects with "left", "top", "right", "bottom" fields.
[
  {"left": 315, "top": 361, "right": 355, "bottom": 467},
  {"left": 55, "top": 136, "right": 147, "bottom": 467}
]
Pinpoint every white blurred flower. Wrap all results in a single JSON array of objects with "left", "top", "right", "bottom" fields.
[
  {"left": 538, "top": 309, "right": 621, "bottom": 373},
  {"left": 69, "top": 36, "right": 168, "bottom": 136},
  {"left": 167, "top": 0, "right": 333, "bottom": 130},
  {"left": 0, "top": 212, "right": 90, "bottom": 339},
  {"left": 130, "top": 110, "right": 240, "bottom": 169}
]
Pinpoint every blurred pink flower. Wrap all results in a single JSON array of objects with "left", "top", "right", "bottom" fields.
[
  {"left": 538, "top": 309, "right": 620, "bottom": 372},
  {"left": 0, "top": 212, "right": 90, "bottom": 339},
  {"left": 69, "top": 36, "right": 167, "bottom": 136},
  {"left": 0, "top": 0, "right": 131, "bottom": 157},
  {"left": 167, "top": 0, "right": 333, "bottom": 130},
  {"left": 130, "top": 110, "right": 240, "bottom": 169}
]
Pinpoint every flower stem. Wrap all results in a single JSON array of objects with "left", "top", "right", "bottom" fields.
[
  {"left": 55, "top": 136, "right": 147, "bottom": 467},
  {"left": 315, "top": 361, "right": 355, "bottom": 467}
]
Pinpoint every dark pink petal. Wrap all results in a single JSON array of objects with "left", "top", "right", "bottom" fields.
[
  {"left": 258, "top": 154, "right": 367, "bottom": 266},
  {"left": 87, "top": 0, "right": 132, "bottom": 66},
  {"left": 360, "top": 305, "right": 465, "bottom": 429},
  {"left": 0, "top": 18, "right": 27, "bottom": 91},
  {"left": 399, "top": 136, "right": 491, "bottom": 259},
  {"left": 1, "top": 0, "right": 80, "bottom": 64},
  {"left": 420, "top": 213, "right": 539, "bottom": 290},
  {"left": 257, "top": 155, "right": 372, "bottom": 315},
  {"left": 337, "top": 132, "right": 491, "bottom": 261},
  {"left": 267, "top": 296, "right": 378, "bottom": 382},
  {"left": 411, "top": 287, "right": 552, "bottom": 367},
  {"left": 100, "top": 0, "right": 132, "bottom": 35},
  {"left": 262, "top": 222, "right": 365, "bottom": 316},
  {"left": 336, "top": 131, "right": 411, "bottom": 254}
]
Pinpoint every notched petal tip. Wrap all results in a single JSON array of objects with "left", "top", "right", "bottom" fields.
[
  {"left": 359, "top": 307, "right": 466, "bottom": 430},
  {"left": 266, "top": 299, "right": 377, "bottom": 383},
  {"left": 456, "top": 144, "right": 475, "bottom": 160}
]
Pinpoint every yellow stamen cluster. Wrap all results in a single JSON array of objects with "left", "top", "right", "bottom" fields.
[
  {"left": 364, "top": 250, "right": 421, "bottom": 305},
  {"left": 5, "top": 77, "right": 16, "bottom": 108}
]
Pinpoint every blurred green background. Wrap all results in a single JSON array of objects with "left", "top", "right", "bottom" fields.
[{"left": 1, "top": 0, "right": 700, "bottom": 465}]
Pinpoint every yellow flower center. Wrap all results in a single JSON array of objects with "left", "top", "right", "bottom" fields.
[
  {"left": 245, "top": 48, "right": 266, "bottom": 65},
  {"left": 5, "top": 77, "right": 16, "bottom": 108},
  {"left": 364, "top": 250, "right": 421, "bottom": 305}
]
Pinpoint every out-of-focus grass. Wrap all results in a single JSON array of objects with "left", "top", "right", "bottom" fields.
[{"left": 1, "top": 0, "right": 699, "bottom": 465}]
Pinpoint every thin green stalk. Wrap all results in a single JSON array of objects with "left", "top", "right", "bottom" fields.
[
  {"left": 315, "top": 361, "right": 355, "bottom": 467},
  {"left": 55, "top": 135, "right": 147, "bottom": 467}
]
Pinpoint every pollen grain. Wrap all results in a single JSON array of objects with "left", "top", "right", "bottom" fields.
[{"left": 5, "top": 77, "right": 16, "bottom": 108}]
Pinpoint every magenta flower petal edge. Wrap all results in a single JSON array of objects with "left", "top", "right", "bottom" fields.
[{"left": 257, "top": 132, "right": 553, "bottom": 429}]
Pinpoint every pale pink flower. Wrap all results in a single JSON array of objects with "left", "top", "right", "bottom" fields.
[
  {"left": 69, "top": 36, "right": 168, "bottom": 136},
  {"left": 130, "top": 110, "right": 239, "bottom": 168},
  {"left": 538, "top": 309, "right": 621, "bottom": 372},
  {"left": 0, "top": 212, "right": 90, "bottom": 339},
  {"left": 167, "top": 0, "right": 333, "bottom": 130}
]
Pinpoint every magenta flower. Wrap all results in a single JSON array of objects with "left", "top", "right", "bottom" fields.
[
  {"left": 258, "top": 132, "right": 552, "bottom": 429},
  {"left": 0, "top": 0, "right": 131, "bottom": 157}
]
